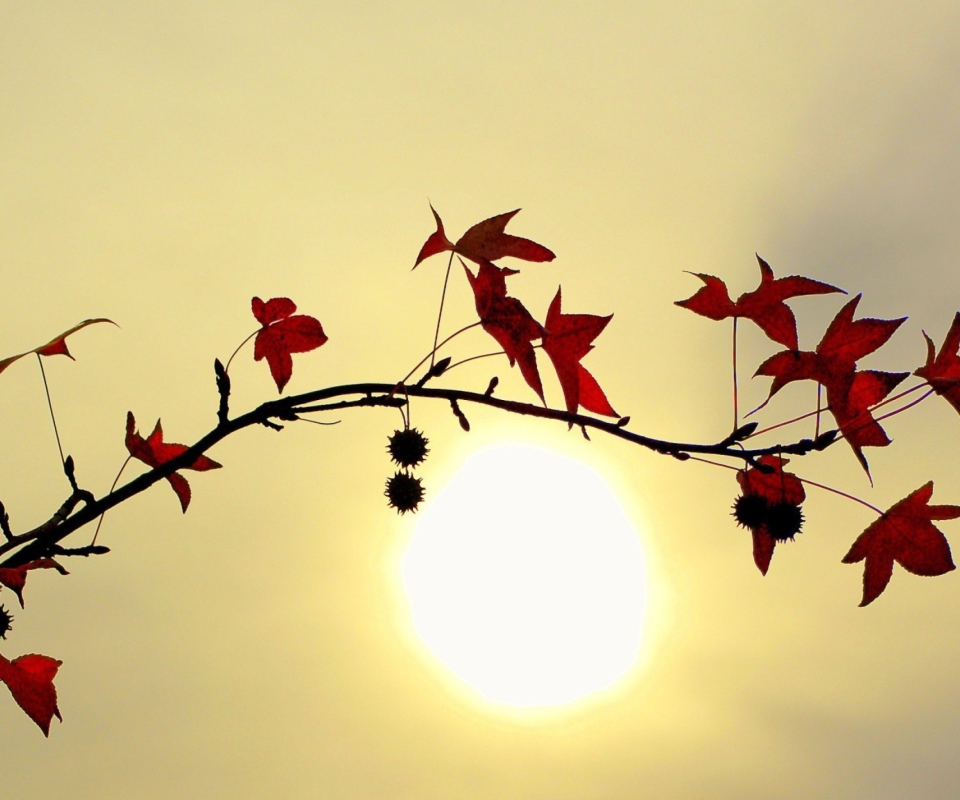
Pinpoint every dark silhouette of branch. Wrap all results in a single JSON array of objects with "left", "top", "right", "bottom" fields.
[{"left": 0, "top": 380, "right": 837, "bottom": 570}]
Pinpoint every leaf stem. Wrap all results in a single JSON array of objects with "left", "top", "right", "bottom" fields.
[
  {"left": 870, "top": 388, "right": 934, "bottom": 425},
  {"left": 397, "top": 321, "right": 481, "bottom": 386},
  {"left": 795, "top": 477, "right": 883, "bottom": 515},
  {"left": 91, "top": 456, "right": 131, "bottom": 546},
  {"left": 745, "top": 382, "right": 931, "bottom": 440},
  {"left": 815, "top": 384, "right": 822, "bottom": 439},
  {"left": 223, "top": 330, "right": 259, "bottom": 374},
  {"left": 732, "top": 317, "right": 739, "bottom": 430},
  {"left": 37, "top": 354, "right": 65, "bottom": 466},
  {"left": 429, "top": 251, "right": 456, "bottom": 371},
  {"left": 687, "top": 455, "right": 882, "bottom": 514}
]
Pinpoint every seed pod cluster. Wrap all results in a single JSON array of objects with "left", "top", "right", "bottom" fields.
[
  {"left": 733, "top": 494, "right": 804, "bottom": 541},
  {"left": 385, "top": 427, "right": 429, "bottom": 514}
]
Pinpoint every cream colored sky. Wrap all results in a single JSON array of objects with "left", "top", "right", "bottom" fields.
[{"left": 3, "top": 2, "right": 960, "bottom": 798}]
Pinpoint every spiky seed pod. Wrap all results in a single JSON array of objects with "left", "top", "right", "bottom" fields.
[
  {"left": 0, "top": 604, "right": 13, "bottom": 640},
  {"left": 387, "top": 428, "right": 430, "bottom": 468},
  {"left": 766, "top": 502, "right": 804, "bottom": 541},
  {"left": 733, "top": 494, "right": 769, "bottom": 530},
  {"left": 385, "top": 471, "right": 425, "bottom": 514}
]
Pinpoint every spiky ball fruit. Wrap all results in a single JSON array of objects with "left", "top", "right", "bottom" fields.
[
  {"left": 387, "top": 428, "right": 429, "bottom": 468},
  {"left": 766, "top": 502, "right": 804, "bottom": 541},
  {"left": 0, "top": 604, "right": 12, "bottom": 640},
  {"left": 733, "top": 494, "right": 768, "bottom": 530},
  {"left": 385, "top": 471, "right": 425, "bottom": 514}
]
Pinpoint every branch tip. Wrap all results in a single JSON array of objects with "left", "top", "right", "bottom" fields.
[{"left": 449, "top": 398, "right": 470, "bottom": 431}]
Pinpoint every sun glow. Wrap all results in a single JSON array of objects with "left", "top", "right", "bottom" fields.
[{"left": 401, "top": 443, "right": 648, "bottom": 708}]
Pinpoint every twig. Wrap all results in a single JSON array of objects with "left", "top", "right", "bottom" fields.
[{"left": 0, "top": 380, "right": 842, "bottom": 570}]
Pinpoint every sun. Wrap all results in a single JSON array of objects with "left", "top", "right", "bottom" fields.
[{"left": 400, "top": 443, "right": 648, "bottom": 709}]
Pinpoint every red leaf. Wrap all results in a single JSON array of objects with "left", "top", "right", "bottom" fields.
[
  {"left": 915, "top": 312, "right": 960, "bottom": 415},
  {"left": 252, "top": 297, "right": 328, "bottom": 393},
  {"left": 463, "top": 259, "right": 545, "bottom": 401},
  {"left": 0, "top": 652, "right": 62, "bottom": 736},
  {"left": 413, "top": 204, "right": 455, "bottom": 268},
  {"left": 830, "top": 370, "right": 909, "bottom": 473},
  {"left": 125, "top": 412, "right": 222, "bottom": 512},
  {"left": 736, "top": 456, "right": 806, "bottom": 574},
  {"left": 755, "top": 295, "right": 907, "bottom": 474},
  {"left": 817, "top": 295, "right": 906, "bottom": 368},
  {"left": 541, "top": 288, "right": 617, "bottom": 416},
  {"left": 414, "top": 207, "right": 555, "bottom": 268},
  {"left": 751, "top": 528, "right": 777, "bottom": 576},
  {"left": 676, "top": 255, "right": 842, "bottom": 349},
  {"left": 842, "top": 482, "right": 960, "bottom": 606},
  {"left": 0, "top": 559, "right": 68, "bottom": 608},
  {"left": 0, "top": 318, "right": 117, "bottom": 377}
]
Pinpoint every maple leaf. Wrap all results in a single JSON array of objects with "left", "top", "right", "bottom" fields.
[
  {"left": 843, "top": 482, "right": 960, "bottom": 606},
  {"left": 915, "top": 312, "right": 960, "bottom": 415},
  {"left": 125, "top": 412, "right": 222, "bottom": 512},
  {"left": 414, "top": 205, "right": 555, "bottom": 268},
  {"left": 735, "top": 456, "right": 806, "bottom": 575},
  {"left": 676, "top": 255, "right": 842, "bottom": 349},
  {"left": 463, "top": 259, "right": 545, "bottom": 401},
  {"left": 755, "top": 295, "right": 908, "bottom": 474},
  {"left": 0, "top": 318, "right": 117, "bottom": 377},
  {"left": 251, "top": 297, "right": 328, "bottom": 393},
  {"left": 0, "top": 559, "right": 68, "bottom": 608},
  {"left": 0, "top": 652, "right": 62, "bottom": 736},
  {"left": 540, "top": 288, "right": 617, "bottom": 416}
]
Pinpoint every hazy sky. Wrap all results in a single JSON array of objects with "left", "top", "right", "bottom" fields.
[{"left": 3, "top": 3, "right": 960, "bottom": 798}]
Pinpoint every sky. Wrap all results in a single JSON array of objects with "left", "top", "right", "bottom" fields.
[{"left": 2, "top": 2, "right": 960, "bottom": 797}]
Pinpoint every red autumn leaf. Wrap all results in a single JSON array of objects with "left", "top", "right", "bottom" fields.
[
  {"left": 0, "top": 652, "right": 62, "bottom": 736},
  {"left": 915, "top": 312, "right": 960, "bottom": 415},
  {"left": 251, "top": 297, "right": 328, "bottom": 393},
  {"left": 414, "top": 206, "right": 555, "bottom": 268},
  {"left": 0, "top": 559, "right": 68, "bottom": 609},
  {"left": 842, "top": 482, "right": 960, "bottom": 606},
  {"left": 676, "top": 255, "right": 842, "bottom": 349},
  {"left": 755, "top": 295, "right": 907, "bottom": 474},
  {"left": 125, "top": 412, "right": 222, "bottom": 512},
  {"left": 0, "top": 318, "right": 117, "bottom": 377},
  {"left": 736, "top": 456, "right": 806, "bottom": 575},
  {"left": 463, "top": 259, "right": 545, "bottom": 402},
  {"left": 541, "top": 287, "right": 617, "bottom": 416}
]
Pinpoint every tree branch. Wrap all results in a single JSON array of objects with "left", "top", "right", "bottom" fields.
[{"left": 0, "top": 380, "right": 837, "bottom": 569}]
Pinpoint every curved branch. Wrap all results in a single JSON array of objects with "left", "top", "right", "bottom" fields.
[{"left": 0, "top": 381, "right": 836, "bottom": 569}]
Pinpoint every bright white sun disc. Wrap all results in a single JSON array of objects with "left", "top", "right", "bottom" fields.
[{"left": 401, "top": 443, "right": 647, "bottom": 708}]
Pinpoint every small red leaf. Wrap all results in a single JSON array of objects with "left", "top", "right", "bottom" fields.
[
  {"left": 676, "top": 256, "right": 842, "bottom": 349},
  {"left": 251, "top": 296, "right": 328, "bottom": 392},
  {"left": 125, "top": 412, "right": 222, "bottom": 512},
  {"left": 915, "top": 312, "right": 960, "bottom": 415},
  {"left": 674, "top": 273, "right": 736, "bottom": 321},
  {"left": 414, "top": 206, "right": 555, "bottom": 269},
  {"left": 0, "top": 652, "right": 62, "bottom": 736},
  {"left": 463, "top": 260, "right": 545, "bottom": 402},
  {"left": 843, "top": 482, "right": 960, "bottom": 606},
  {"left": 413, "top": 204, "right": 455, "bottom": 268},
  {"left": 455, "top": 209, "right": 555, "bottom": 265},
  {"left": 541, "top": 288, "right": 617, "bottom": 416},
  {"left": 0, "top": 559, "right": 68, "bottom": 608},
  {"left": 755, "top": 295, "right": 907, "bottom": 474},
  {"left": 736, "top": 456, "right": 805, "bottom": 574},
  {"left": 0, "top": 318, "right": 117, "bottom": 377},
  {"left": 752, "top": 528, "right": 777, "bottom": 576}
]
